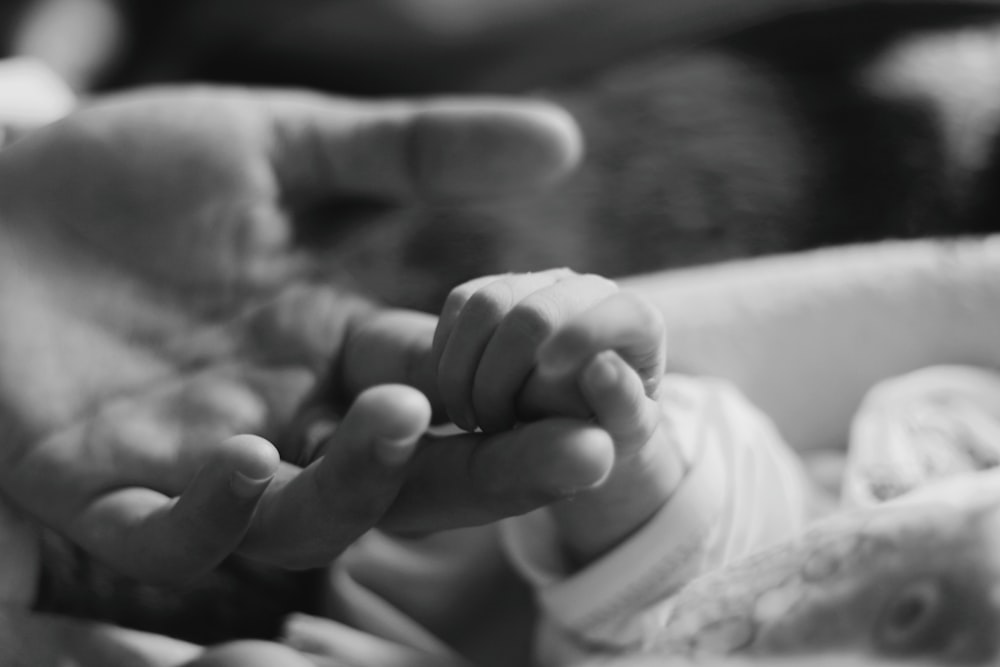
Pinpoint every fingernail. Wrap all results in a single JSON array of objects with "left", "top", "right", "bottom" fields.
[
  {"left": 230, "top": 470, "right": 274, "bottom": 499},
  {"left": 583, "top": 351, "right": 620, "bottom": 390},
  {"left": 281, "top": 614, "right": 358, "bottom": 658},
  {"left": 279, "top": 613, "right": 323, "bottom": 652},
  {"left": 375, "top": 435, "right": 417, "bottom": 467},
  {"left": 452, "top": 407, "right": 477, "bottom": 433}
]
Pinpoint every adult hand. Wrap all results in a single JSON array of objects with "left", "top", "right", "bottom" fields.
[
  {"left": 187, "top": 613, "right": 469, "bottom": 667},
  {"left": 0, "top": 605, "right": 453, "bottom": 667},
  {"left": 0, "top": 85, "right": 608, "bottom": 583},
  {"left": 0, "top": 605, "right": 200, "bottom": 667}
]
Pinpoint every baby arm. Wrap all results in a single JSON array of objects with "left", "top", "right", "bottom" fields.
[{"left": 431, "top": 269, "right": 818, "bottom": 665}]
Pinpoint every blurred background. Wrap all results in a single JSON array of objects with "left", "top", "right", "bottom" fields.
[{"left": 4, "top": 0, "right": 1000, "bottom": 311}]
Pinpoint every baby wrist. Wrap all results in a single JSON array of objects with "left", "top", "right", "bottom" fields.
[{"left": 551, "top": 420, "right": 690, "bottom": 568}]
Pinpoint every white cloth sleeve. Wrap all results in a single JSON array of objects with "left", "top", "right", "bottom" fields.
[{"left": 500, "top": 375, "right": 815, "bottom": 666}]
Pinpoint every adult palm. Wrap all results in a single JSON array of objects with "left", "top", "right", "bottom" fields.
[{"left": 0, "top": 86, "right": 606, "bottom": 585}]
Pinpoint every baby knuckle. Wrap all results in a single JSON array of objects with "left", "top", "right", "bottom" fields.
[
  {"left": 442, "top": 283, "right": 476, "bottom": 311},
  {"left": 506, "top": 300, "right": 560, "bottom": 344},
  {"left": 445, "top": 273, "right": 508, "bottom": 306},
  {"left": 633, "top": 293, "right": 665, "bottom": 329},
  {"left": 466, "top": 279, "right": 520, "bottom": 321},
  {"left": 543, "top": 267, "right": 579, "bottom": 280},
  {"left": 580, "top": 273, "right": 620, "bottom": 294}
]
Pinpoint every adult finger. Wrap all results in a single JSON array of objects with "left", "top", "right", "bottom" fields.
[
  {"left": 264, "top": 92, "right": 582, "bottom": 203},
  {"left": 67, "top": 435, "right": 280, "bottom": 584},
  {"left": 235, "top": 284, "right": 439, "bottom": 423},
  {"left": 0, "top": 368, "right": 297, "bottom": 584},
  {"left": 434, "top": 270, "right": 572, "bottom": 430},
  {"left": 0, "top": 607, "right": 202, "bottom": 667},
  {"left": 380, "top": 419, "right": 614, "bottom": 533},
  {"left": 473, "top": 272, "right": 617, "bottom": 431},
  {"left": 240, "top": 385, "right": 431, "bottom": 569},
  {"left": 283, "top": 613, "right": 470, "bottom": 667},
  {"left": 537, "top": 291, "right": 667, "bottom": 399},
  {"left": 242, "top": 296, "right": 441, "bottom": 464},
  {"left": 431, "top": 270, "right": 575, "bottom": 362},
  {"left": 183, "top": 641, "right": 335, "bottom": 667}
]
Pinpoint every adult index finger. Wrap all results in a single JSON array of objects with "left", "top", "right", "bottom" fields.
[{"left": 379, "top": 419, "right": 615, "bottom": 534}]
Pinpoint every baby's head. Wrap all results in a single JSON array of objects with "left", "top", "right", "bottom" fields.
[{"left": 610, "top": 469, "right": 1000, "bottom": 666}]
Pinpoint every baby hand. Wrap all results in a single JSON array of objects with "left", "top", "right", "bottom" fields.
[
  {"left": 430, "top": 268, "right": 665, "bottom": 432},
  {"left": 432, "top": 269, "right": 685, "bottom": 564}
]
